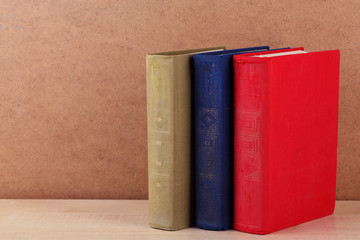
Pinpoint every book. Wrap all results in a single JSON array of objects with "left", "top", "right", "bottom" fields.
[
  {"left": 233, "top": 48, "right": 340, "bottom": 234},
  {"left": 193, "top": 46, "right": 270, "bottom": 230},
  {"left": 146, "top": 47, "right": 225, "bottom": 230}
]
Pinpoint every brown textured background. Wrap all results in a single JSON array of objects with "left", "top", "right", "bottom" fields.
[{"left": 0, "top": 0, "right": 359, "bottom": 199}]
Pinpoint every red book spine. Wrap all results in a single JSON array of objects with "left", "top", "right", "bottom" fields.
[{"left": 233, "top": 57, "right": 269, "bottom": 234}]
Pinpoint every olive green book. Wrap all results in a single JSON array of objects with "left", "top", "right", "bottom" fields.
[{"left": 146, "top": 47, "right": 225, "bottom": 230}]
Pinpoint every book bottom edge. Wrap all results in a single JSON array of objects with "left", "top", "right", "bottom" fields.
[
  {"left": 233, "top": 210, "right": 335, "bottom": 234},
  {"left": 149, "top": 222, "right": 189, "bottom": 231},
  {"left": 233, "top": 223, "right": 269, "bottom": 235},
  {"left": 196, "top": 222, "right": 231, "bottom": 231}
]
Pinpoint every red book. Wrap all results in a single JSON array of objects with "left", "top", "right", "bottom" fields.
[{"left": 233, "top": 49, "right": 340, "bottom": 234}]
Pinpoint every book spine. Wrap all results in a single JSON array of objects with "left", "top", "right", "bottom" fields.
[
  {"left": 194, "top": 56, "right": 231, "bottom": 230},
  {"left": 233, "top": 58, "right": 269, "bottom": 234},
  {"left": 147, "top": 55, "right": 190, "bottom": 230}
]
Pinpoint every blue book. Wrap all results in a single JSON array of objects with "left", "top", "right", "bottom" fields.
[{"left": 193, "top": 46, "right": 270, "bottom": 230}]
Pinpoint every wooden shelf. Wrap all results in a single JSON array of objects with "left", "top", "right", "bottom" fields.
[{"left": 0, "top": 200, "right": 359, "bottom": 239}]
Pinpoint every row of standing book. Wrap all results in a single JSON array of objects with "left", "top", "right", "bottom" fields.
[{"left": 146, "top": 46, "right": 340, "bottom": 234}]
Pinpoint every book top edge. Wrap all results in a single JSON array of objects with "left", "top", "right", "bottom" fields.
[
  {"left": 193, "top": 46, "right": 269, "bottom": 56},
  {"left": 147, "top": 47, "right": 225, "bottom": 56},
  {"left": 233, "top": 49, "right": 339, "bottom": 63}
]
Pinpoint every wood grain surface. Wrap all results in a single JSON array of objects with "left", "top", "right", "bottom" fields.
[
  {"left": 0, "top": 0, "right": 359, "bottom": 199},
  {"left": 0, "top": 200, "right": 359, "bottom": 239}
]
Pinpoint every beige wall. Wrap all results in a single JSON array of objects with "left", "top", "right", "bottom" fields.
[{"left": 0, "top": 0, "right": 358, "bottom": 199}]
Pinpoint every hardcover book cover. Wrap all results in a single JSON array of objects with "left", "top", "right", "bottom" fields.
[
  {"left": 233, "top": 49, "right": 340, "bottom": 234},
  {"left": 193, "top": 46, "right": 270, "bottom": 230},
  {"left": 146, "top": 47, "right": 225, "bottom": 230}
]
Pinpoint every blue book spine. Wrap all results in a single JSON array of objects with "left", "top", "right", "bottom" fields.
[{"left": 193, "top": 46, "right": 270, "bottom": 230}]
